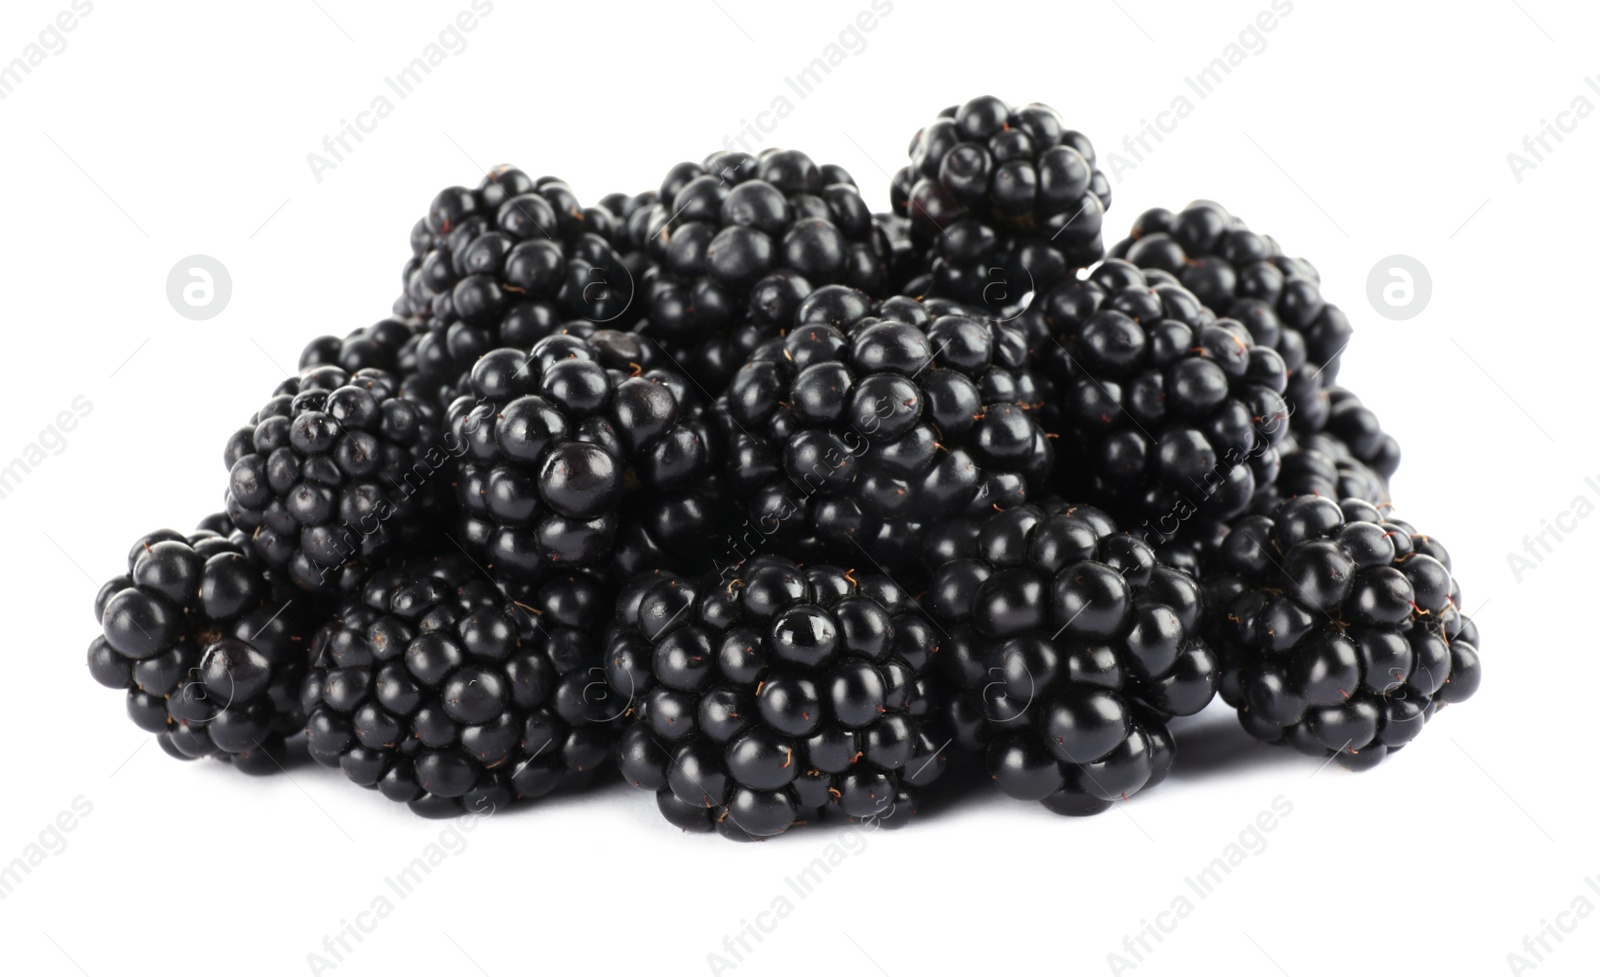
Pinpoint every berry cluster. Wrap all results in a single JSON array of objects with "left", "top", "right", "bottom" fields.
[
  {"left": 721, "top": 289, "right": 1053, "bottom": 572},
  {"left": 1022, "top": 258, "right": 1291, "bottom": 532},
  {"left": 634, "top": 149, "right": 891, "bottom": 392},
  {"left": 924, "top": 503, "right": 1215, "bottom": 814},
  {"left": 223, "top": 366, "right": 441, "bottom": 593},
  {"left": 302, "top": 555, "right": 615, "bottom": 816},
  {"left": 1109, "top": 200, "right": 1399, "bottom": 477},
  {"left": 1204, "top": 498, "right": 1480, "bottom": 769},
  {"left": 88, "top": 518, "right": 317, "bottom": 772},
  {"left": 606, "top": 557, "right": 947, "bottom": 838},
  {"left": 89, "top": 95, "right": 1480, "bottom": 839},
  {"left": 399, "top": 167, "right": 639, "bottom": 397},
  {"left": 443, "top": 329, "right": 722, "bottom": 581},
  {"left": 896, "top": 96, "right": 1110, "bottom": 311}
]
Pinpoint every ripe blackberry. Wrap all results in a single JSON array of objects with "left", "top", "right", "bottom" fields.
[
  {"left": 1141, "top": 517, "right": 1233, "bottom": 584},
  {"left": 874, "top": 212, "right": 921, "bottom": 296},
  {"left": 923, "top": 502, "right": 1216, "bottom": 814},
  {"left": 1109, "top": 427, "right": 1388, "bottom": 582},
  {"left": 1320, "top": 385, "right": 1401, "bottom": 480},
  {"left": 1100, "top": 435, "right": 1388, "bottom": 585},
  {"left": 607, "top": 190, "right": 659, "bottom": 260},
  {"left": 1269, "top": 433, "right": 1390, "bottom": 509},
  {"left": 896, "top": 96, "right": 1110, "bottom": 311},
  {"left": 1109, "top": 201, "right": 1397, "bottom": 466},
  {"left": 720, "top": 291, "right": 1053, "bottom": 574},
  {"left": 633, "top": 149, "right": 891, "bottom": 391},
  {"left": 605, "top": 557, "right": 948, "bottom": 840},
  {"left": 224, "top": 366, "right": 441, "bottom": 594},
  {"left": 88, "top": 518, "right": 318, "bottom": 773},
  {"left": 400, "top": 167, "right": 639, "bottom": 391},
  {"left": 1204, "top": 497, "right": 1482, "bottom": 770},
  {"left": 445, "top": 330, "right": 724, "bottom": 582},
  {"left": 1024, "top": 259, "right": 1291, "bottom": 533},
  {"left": 597, "top": 190, "right": 660, "bottom": 283},
  {"left": 299, "top": 317, "right": 422, "bottom": 378},
  {"left": 302, "top": 554, "right": 617, "bottom": 817}
]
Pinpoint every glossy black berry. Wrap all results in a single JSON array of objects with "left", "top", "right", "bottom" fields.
[
  {"left": 1205, "top": 497, "right": 1481, "bottom": 769},
  {"left": 897, "top": 96, "right": 1111, "bottom": 312},
  {"left": 1269, "top": 432, "right": 1391, "bottom": 509},
  {"left": 302, "top": 555, "right": 617, "bottom": 817},
  {"left": 399, "top": 167, "right": 641, "bottom": 395},
  {"left": 88, "top": 517, "right": 318, "bottom": 772},
  {"left": 1020, "top": 259, "right": 1290, "bottom": 536},
  {"left": 720, "top": 291, "right": 1053, "bottom": 573},
  {"left": 299, "top": 318, "right": 423, "bottom": 380},
  {"left": 1109, "top": 201, "right": 1399, "bottom": 479},
  {"left": 923, "top": 501, "right": 1216, "bottom": 815},
  {"left": 224, "top": 366, "right": 440, "bottom": 593},
  {"left": 633, "top": 149, "right": 891, "bottom": 393},
  {"left": 446, "top": 331, "right": 724, "bottom": 581},
  {"left": 606, "top": 558, "right": 946, "bottom": 839}
]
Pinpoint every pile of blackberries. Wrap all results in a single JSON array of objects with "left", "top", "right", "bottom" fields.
[{"left": 90, "top": 96, "right": 1480, "bottom": 839}]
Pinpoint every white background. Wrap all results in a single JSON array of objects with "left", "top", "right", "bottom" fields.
[{"left": 0, "top": 1, "right": 1590, "bottom": 975}]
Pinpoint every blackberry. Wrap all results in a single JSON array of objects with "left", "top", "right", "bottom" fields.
[
  {"left": 1269, "top": 432, "right": 1390, "bottom": 509},
  {"left": 633, "top": 149, "right": 891, "bottom": 391},
  {"left": 1204, "top": 496, "right": 1482, "bottom": 770},
  {"left": 597, "top": 190, "right": 651, "bottom": 235},
  {"left": 605, "top": 557, "right": 948, "bottom": 840},
  {"left": 1109, "top": 201, "right": 1398, "bottom": 473},
  {"left": 400, "top": 167, "right": 639, "bottom": 391},
  {"left": 1143, "top": 517, "right": 1233, "bottom": 583},
  {"left": 1320, "top": 385, "right": 1401, "bottom": 480},
  {"left": 299, "top": 317, "right": 422, "bottom": 378},
  {"left": 896, "top": 96, "right": 1110, "bottom": 311},
  {"left": 88, "top": 517, "right": 317, "bottom": 772},
  {"left": 301, "top": 317, "right": 449, "bottom": 409},
  {"left": 446, "top": 330, "right": 724, "bottom": 582},
  {"left": 608, "top": 189, "right": 660, "bottom": 263},
  {"left": 1110, "top": 412, "right": 1388, "bottom": 581},
  {"left": 923, "top": 502, "right": 1217, "bottom": 815},
  {"left": 874, "top": 212, "right": 922, "bottom": 296},
  {"left": 597, "top": 190, "right": 660, "bottom": 282},
  {"left": 1024, "top": 259, "right": 1291, "bottom": 532},
  {"left": 717, "top": 290, "right": 1054, "bottom": 575},
  {"left": 302, "top": 555, "right": 617, "bottom": 817},
  {"left": 1148, "top": 427, "right": 1392, "bottom": 584},
  {"left": 224, "top": 366, "right": 441, "bottom": 594}
]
